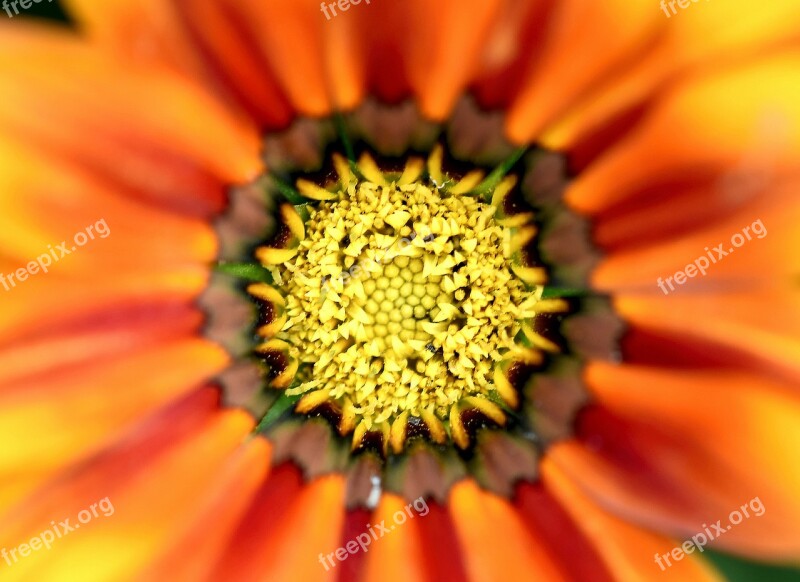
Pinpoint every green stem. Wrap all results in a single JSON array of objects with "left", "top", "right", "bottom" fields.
[
  {"left": 273, "top": 178, "right": 308, "bottom": 205},
  {"left": 334, "top": 112, "right": 359, "bottom": 174},
  {"left": 471, "top": 146, "right": 528, "bottom": 200},
  {"left": 255, "top": 391, "right": 302, "bottom": 433},
  {"left": 214, "top": 262, "right": 274, "bottom": 284},
  {"left": 540, "top": 286, "right": 588, "bottom": 299},
  {"left": 294, "top": 204, "right": 312, "bottom": 223}
]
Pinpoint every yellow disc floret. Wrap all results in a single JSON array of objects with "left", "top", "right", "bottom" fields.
[{"left": 256, "top": 151, "right": 551, "bottom": 452}]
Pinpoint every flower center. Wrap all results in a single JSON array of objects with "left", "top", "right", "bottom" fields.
[
  {"left": 251, "top": 147, "right": 562, "bottom": 454},
  {"left": 208, "top": 103, "right": 620, "bottom": 499}
]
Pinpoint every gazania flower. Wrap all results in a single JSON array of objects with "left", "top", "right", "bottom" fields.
[{"left": 1, "top": 0, "right": 799, "bottom": 580}]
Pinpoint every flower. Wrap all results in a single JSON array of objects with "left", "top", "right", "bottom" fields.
[
  {"left": 253, "top": 149, "right": 564, "bottom": 453},
  {"left": 0, "top": 1, "right": 799, "bottom": 581}
]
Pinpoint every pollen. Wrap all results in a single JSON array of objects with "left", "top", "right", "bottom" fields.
[{"left": 253, "top": 150, "right": 556, "bottom": 453}]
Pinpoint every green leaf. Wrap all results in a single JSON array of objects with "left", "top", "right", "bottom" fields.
[
  {"left": 471, "top": 146, "right": 528, "bottom": 199},
  {"left": 294, "top": 204, "right": 312, "bottom": 223},
  {"left": 334, "top": 112, "right": 359, "bottom": 173},
  {"left": 214, "top": 262, "right": 274, "bottom": 284},
  {"left": 255, "top": 391, "right": 302, "bottom": 433},
  {"left": 540, "top": 286, "right": 586, "bottom": 299},
  {"left": 273, "top": 178, "right": 309, "bottom": 205},
  {"left": 706, "top": 550, "right": 800, "bottom": 582}
]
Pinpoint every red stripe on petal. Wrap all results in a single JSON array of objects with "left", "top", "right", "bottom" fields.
[
  {"left": 171, "top": 0, "right": 294, "bottom": 129},
  {"left": 471, "top": 0, "right": 558, "bottom": 109},
  {"left": 210, "top": 462, "right": 305, "bottom": 579},
  {"left": 621, "top": 325, "right": 781, "bottom": 376},
  {"left": 337, "top": 508, "right": 372, "bottom": 582},
  {"left": 0, "top": 302, "right": 201, "bottom": 387},
  {"left": 515, "top": 482, "right": 615, "bottom": 582},
  {"left": 574, "top": 406, "right": 704, "bottom": 514},
  {"left": 416, "top": 500, "right": 470, "bottom": 582}
]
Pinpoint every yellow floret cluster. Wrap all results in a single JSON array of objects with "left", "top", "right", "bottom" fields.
[{"left": 272, "top": 179, "right": 539, "bottom": 430}]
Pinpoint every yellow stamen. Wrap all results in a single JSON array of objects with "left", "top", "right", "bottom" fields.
[{"left": 253, "top": 149, "right": 566, "bottom": 450}]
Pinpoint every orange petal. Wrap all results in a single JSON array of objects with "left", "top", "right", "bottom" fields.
[
  {"left": 0, "top": 270, "right": 208, "bottom": 351},
  {"left": 590, "top": 169, "right": 798, "bottom": 252},
  {"left": 362, "top": 495, "right": 427, "bottom": 582},
  {"left": 403, "top": 0, "right": 505, "bottom": 120},
  {"left": 550, "top": 362, "right": 800, "bottom": 559},
  {"left": 618, "top": 323, "right": 793, "bottom": 379},
  {"left": 0, "top": 302, "right": 199, "bottom": 388},
  {"left": 565, "top": 50, "right": 800, "bottom": 215},
  {"left": 350, "top": 0, "right": 414, "bottom": 102},
  {"left": 614, "top": 289, "right": 800, "bottom": 381},
  {"left": 470, "top": 0, "right": 557, "bottom": 109},
  {"left": 0, "top": 389, "right": 255, "bottom": 580},
  {"left": 0, "top": 23, "right": 262, "bottom": 217},
  {"left": 62, "top": 0, "right": 211, "bottom": 73},
  {"left": 0, "top": 136, "right": 215, "bottom": 343},
  {"left": 515, "top": 482, "right": 615, "bottom": 581},
  {"left": 136, "top": 437, "right": 271, "bottom": 581},
  {"left": 209, "top": 463, "right": 304, "bottom": 579},
  {"left": 208, "top": 0, "right": 355, "bottom": 114},
  {"left": 543, "top": 458, "right": 723, "bottom": 581},
  {"left": 319, "top": 0, "right": 367, "bottom": 110},
  {"left": 449, "top": 479, "right": 564, "bottom": 581},
  {"left": 544, "top": 0, "right": 800, "bottom": 150},
  {"left": 0, "top": 340, "right": 228, "bottom": 514},
  {"left": 258, "top": 474, "right": 346, "bottom": 581},
  {"left": 0, "top": 138, "right": 217, "bottom": 273},
  {"left": 63, "top": 0, "right": 295, "bottom": 125},
  {"left": 591, "top": 178, "right": 800, "bottom": 291},
  {"left": 212, "top": 467, "right": 346, "bottom": 581},
  {"left": 230, "top": 0, "right": 332, "bottom": 117},
  {"left": 351, "top": 0, "right": 518, "bottom": 111},
  {"left": 506, "top": 0, "right": 663, "bottom": 143}
]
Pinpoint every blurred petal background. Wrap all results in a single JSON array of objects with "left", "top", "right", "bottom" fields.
[{"left": 0, "top": 1, "right": 799, "bottom": 581}]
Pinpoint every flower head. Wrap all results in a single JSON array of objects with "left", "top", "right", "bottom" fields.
[
  {"left": 1, "top": 1, "right": 799, "bottom": 580},
  {"left": 251, "top": 149, "right": 563, "bottom": 453}
]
